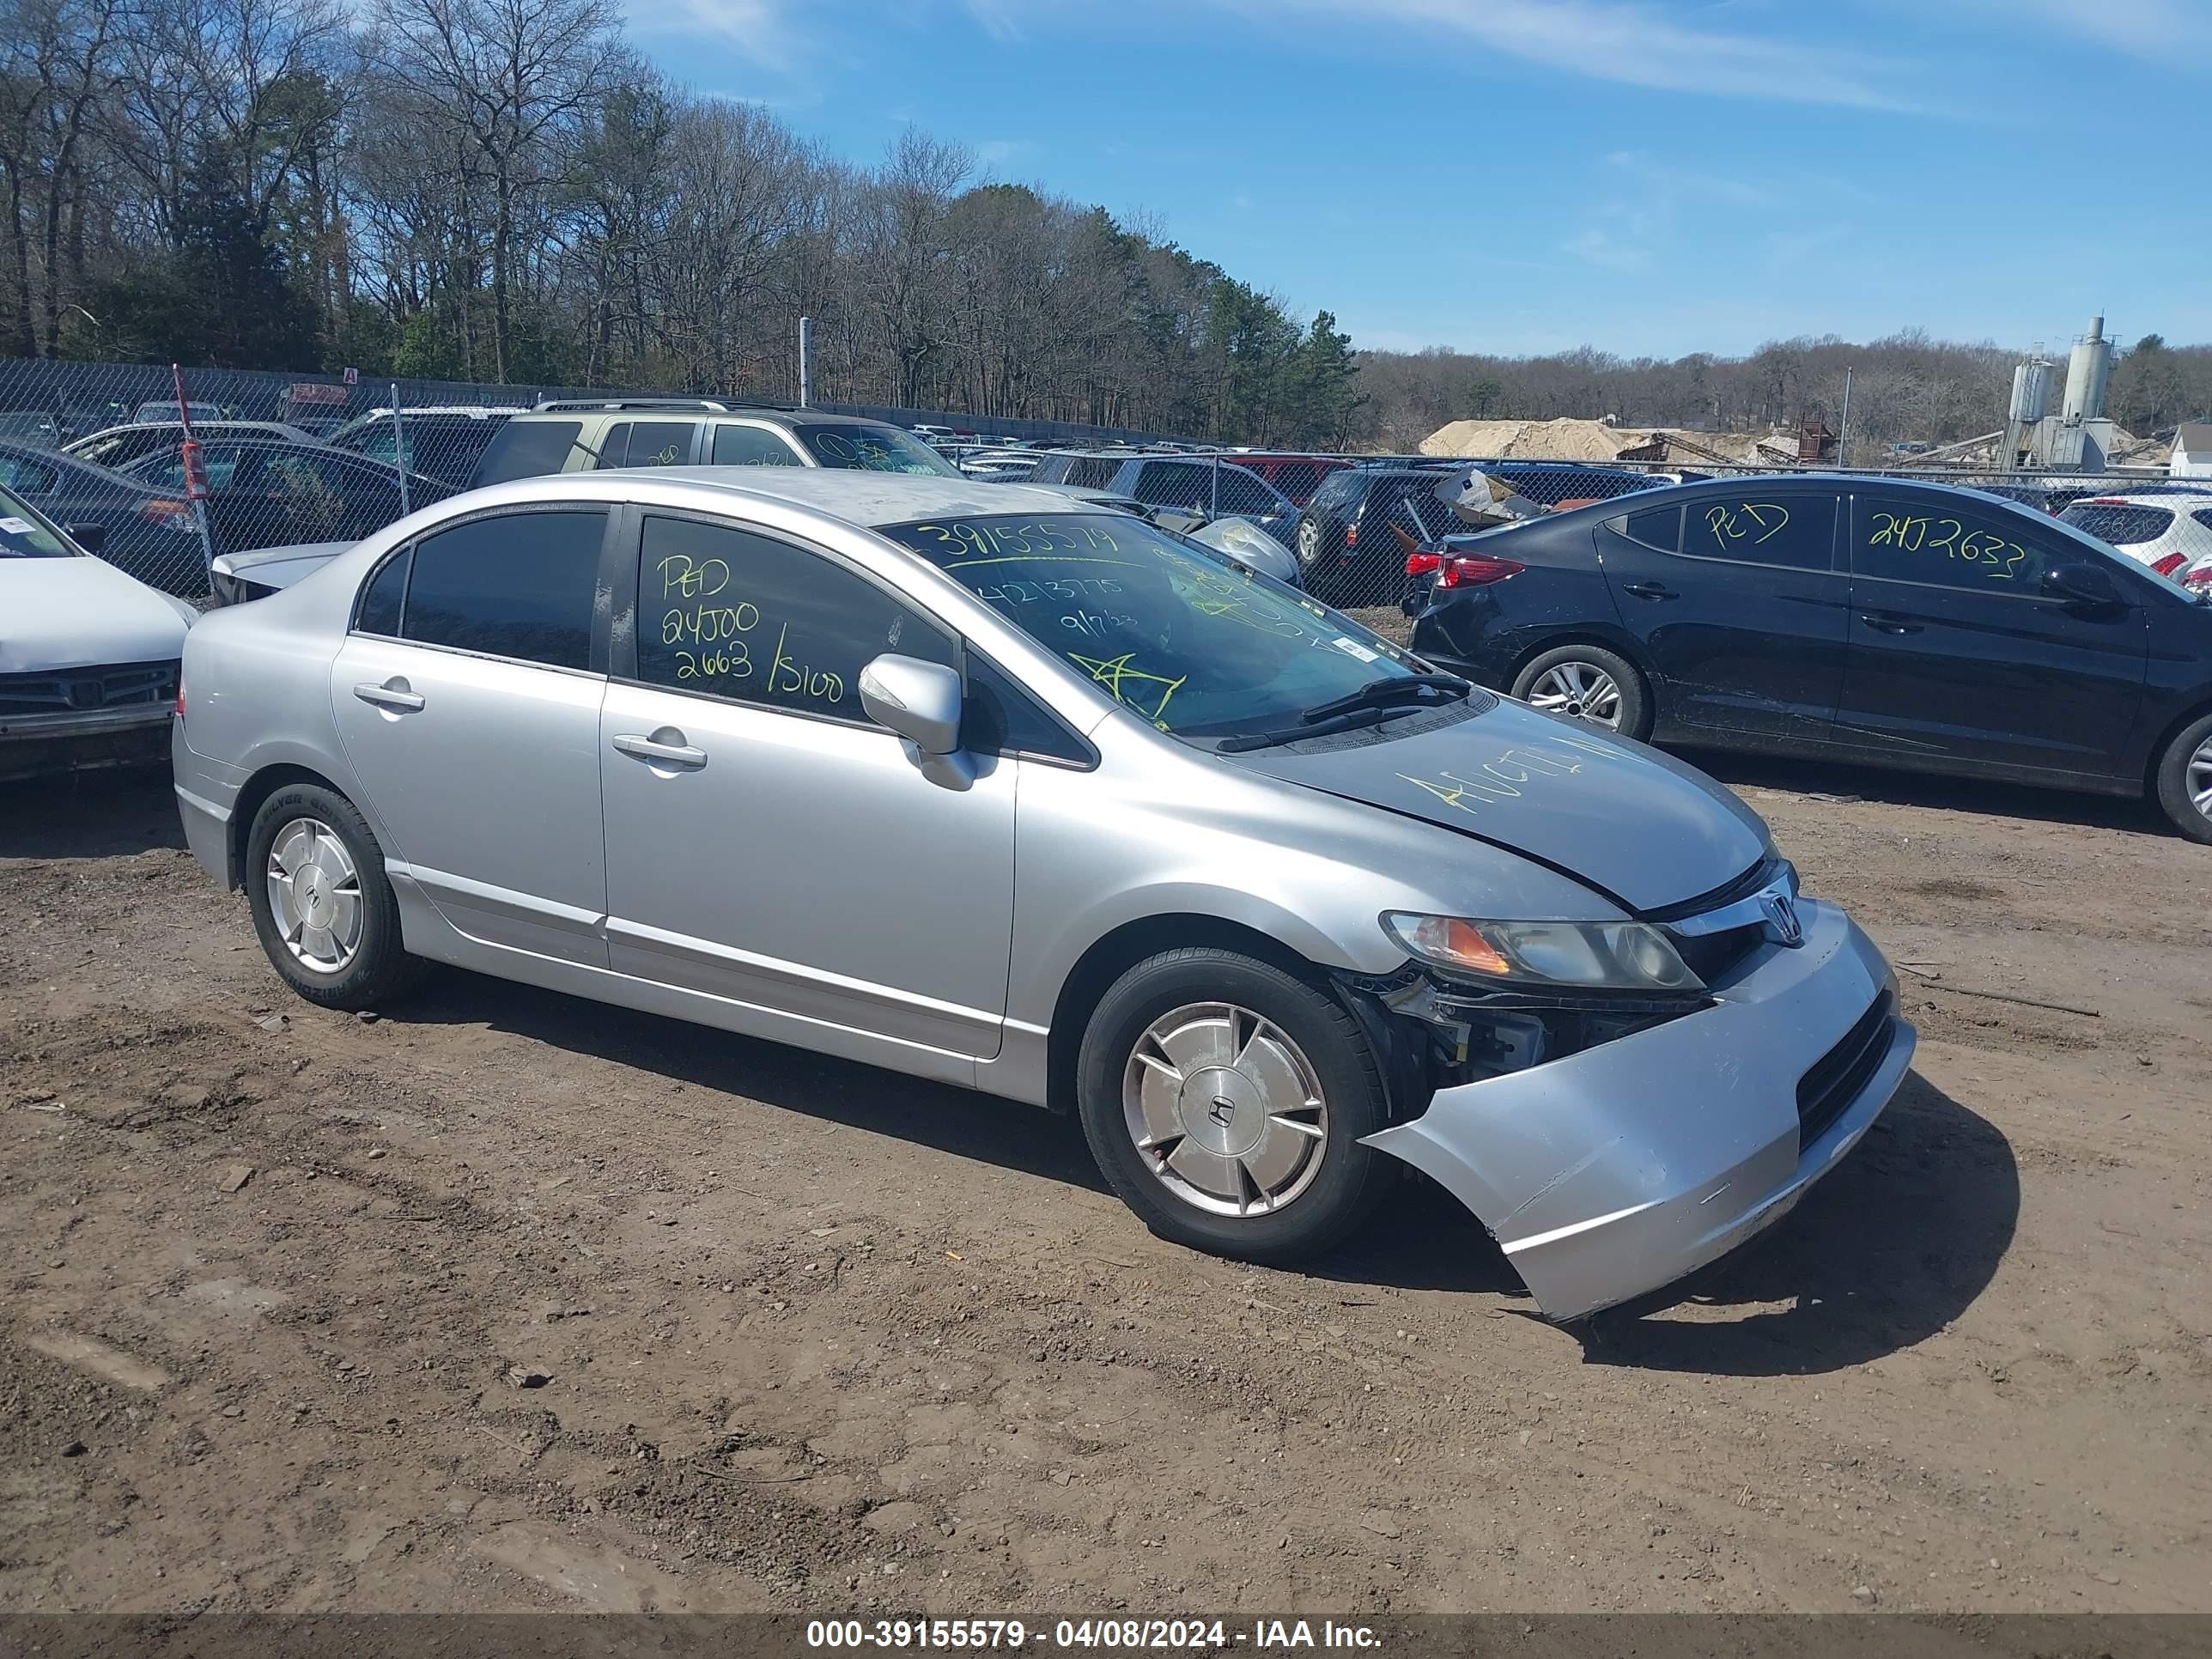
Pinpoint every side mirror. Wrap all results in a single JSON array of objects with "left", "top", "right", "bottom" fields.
[
  {"left": 859, "top": 653, "right": 964, "bottom": 757},
  {"left": 64, "top": 522, "right": 107, "bottom": 553},
  {"left": 2042, "top": 562, "right": 2118, "bottom": 607}
]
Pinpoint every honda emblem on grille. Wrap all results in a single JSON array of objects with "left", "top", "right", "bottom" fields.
[{"left": 1760, "top": 890, "right": 1804, "bottom": 948}]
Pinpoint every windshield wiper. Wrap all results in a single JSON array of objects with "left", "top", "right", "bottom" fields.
[
  {"left": 1216, "top": 705, "right": 1404, "bottom": 754},
  {"left": 1297, "top": 672, "right": 1468, "bottom": 726}
]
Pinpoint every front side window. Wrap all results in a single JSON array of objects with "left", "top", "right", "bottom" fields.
[
  {"left": 401, "top": 508, "right": 605, "bottom": 669},
  {"left": 1131, "top": 463, "right": 1207, "bottom": 510},
  {"left": 624, "top": 422, "right": 697, "bottom": 468},
  {"left": 0, "top": 454, "right": 58, "bottom": 494},
  {"left": 1851, "top": 495, "right": 2052, "bottom": 592},
  {"left": 794, "top": 424, "right": 959, "bottom": 476},
  {"left": 710, "top": 423, "right": 804, "bottom": 466},
  {"left": 1682, "top": 492, "right": 1837, "bottom": 571},
  {"left": 1063, "top": 458, "right": 1120, "bottom": 489},
  {"left": 635, "top": 514, "right": 955, "bottom": 720},
  {"left": 878, "top": 513, "right": 1427, "bottom": 739},
  {"left": 0, "top": 483, "right": 72, "bottom": 556}
]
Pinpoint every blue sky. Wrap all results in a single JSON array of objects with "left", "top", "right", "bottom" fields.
[{"left": 622, "top": 0, "right": 2210, "bottom": 360}]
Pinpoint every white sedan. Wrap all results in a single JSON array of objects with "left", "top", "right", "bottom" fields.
[{"left": 0, "top": 485, "right": 197, "bottom": 781}]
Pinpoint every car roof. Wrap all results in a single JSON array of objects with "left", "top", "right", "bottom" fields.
[
  {"left": 2064, "top": 489, "right": 2212, "bottom": 504},
  {"left": 497, "top": 466, "right": 1119, "bottom": 529},
  {"left": 510, "top": 404, "right": 892, "bottom": 428}
]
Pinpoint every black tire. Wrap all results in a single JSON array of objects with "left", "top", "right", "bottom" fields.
[
  {"left": 1510, "top": 642, "right": 1652, "bottom": 740},
  {"left": 1075, "top": 947, "right": 1395, "bottom": 1266},
  {"left": 2151, "top": 709, "right": 2212, "bottom": 844},
  {"left": 243, "top": 782, "right": 422, "bottom": 1010}
]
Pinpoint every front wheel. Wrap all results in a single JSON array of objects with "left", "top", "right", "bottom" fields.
[
  {"left": 1075, "top": 948, "right": 1394, "bottom": 1265},
  {"left": 2152, "top": 711, "right": 2212, "bottom": 844},
  {"left": 1511, "top": 643, "right": 1652, "bottom": 739}
]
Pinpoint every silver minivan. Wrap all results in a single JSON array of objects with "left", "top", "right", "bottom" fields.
[{"left": 173, "top": 472, "right": 1913, "bottom": 1322}]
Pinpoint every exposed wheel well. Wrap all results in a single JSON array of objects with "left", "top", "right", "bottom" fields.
[
  {"left": 1044, "top": 915, "right": 1322, "bottom": 1115},
  {"left": 226, "top": 763, "right": 348, "bottom": 890},
  {"left": 2142, "top": 697, "right": 2212, "bottom": 796}
]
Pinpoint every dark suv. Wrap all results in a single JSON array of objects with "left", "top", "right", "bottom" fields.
[{"left": 1290, "top": 467, "right": 1465, "bottom": 605}]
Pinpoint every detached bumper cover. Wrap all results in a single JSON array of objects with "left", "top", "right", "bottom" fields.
[{"left": 1362, "top": 897, "right": 1912, "bottom": 1321}]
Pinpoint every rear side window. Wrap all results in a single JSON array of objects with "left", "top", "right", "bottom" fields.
[
  {"left": 1309, "top": 470, "right": 1362, "bottom": 509},
  {"left": 710, "top": 424, "right": 803, "bottom": 466},
  {"left": 356, "top": 550, "right": 409, "bottom": 635},
  {"left": 1212, "top": 469, "right": 1280, "bottom": 514},
  {"left": 635, "top": 514, "right": 955, "bottom": 721},
  {"left": 0, "top": 454, "right": 58, "bottom": 492},
  {"left": 401, "top": 509, "right": 606, "bottom": 669},
  {"left": 1618, "top": 503, "right": 1682, "bottom": 552},
  {"left": 2058, "top": 503, "right": 2173, "bottom": 547},
  {"left": 473, "top": 420, "right": 580, "bottom": 486},
  {"left": 1132, "top": 463, "right": 1206, "bottom": 510},
  {"left": 1063, "top": 458, "right": 1119, "bottom": 489},
  {"left": 1684, "top": 493, "right": 1837, "bottom": 571}
]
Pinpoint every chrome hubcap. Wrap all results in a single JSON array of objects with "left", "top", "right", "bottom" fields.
[
  {"left": 2190, "top": 736, "right": 2212, "bottom": 823},
  {"left": 265, "top": 817, "right": 363, "bottom": 976},
  {"left": 1122, "top": 1002, "right": 1328, "bottom": 1218},
  {"left": 1296, "top": 521, "right": 1320, "bottom": 564},
  {"left": 1527, "top": 661, "right": 1623, "bottom": 728}
]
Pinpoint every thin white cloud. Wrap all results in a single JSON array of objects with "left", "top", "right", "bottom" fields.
[
  {"left": 1561, "top": 228, "right": 1651, "bottom": 273},
  {"left": 624, "top": 0, "right": 805, "bottom": 70},
  {"left": 975, "top": 138, "right": 1036, "bottom": 165},
  {"left": 1960, "top": 0, "right": 2211, "bottom": 63},
  {"left": 1246, "top": 0, "right": 1919, "bottom": 110}
]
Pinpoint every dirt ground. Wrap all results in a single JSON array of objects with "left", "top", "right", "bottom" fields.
[{"left": 3, "top": 751, "right": 2209, "bottom": 1620}]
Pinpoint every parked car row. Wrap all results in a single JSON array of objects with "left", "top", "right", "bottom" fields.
[{"left": 1400, "top": 473, "right": 2212, "bottom": 841}]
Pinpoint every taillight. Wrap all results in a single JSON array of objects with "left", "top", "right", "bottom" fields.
[
  {"left": 2151, "top": 551, "right": 2186, "bottom": 576},
  {"left": 174, "top": 673, "right": 185, "bottom": 720},
  {"left": 1405, "top": 551, "right": 1443, "bottom": 578},
  {"left": 1412, "top": 551, "right": 1526, "bottom": 590},
  {"left": 1343, "top": 523, "right": 1357, "bottom": 548},
  {"left": 2185, "top": 564, "right": 2212, "bottom": 588},
  {"left": 140, "top": 497, "right": 193, "bottom": 531}
]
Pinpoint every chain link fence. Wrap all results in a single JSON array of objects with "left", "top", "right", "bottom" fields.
[{"left": 0, "top": 352, "right": 2202, "bottom": 612}]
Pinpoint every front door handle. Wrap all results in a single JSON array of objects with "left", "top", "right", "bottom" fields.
[
  {"left": 612, "top": 732, "right": 708, "bottom": 770},
  {"left": 1858, "top": 611, "right": 1922, "bottom": 635},
  {"left": 1620, "top": 580, "right": 1676, "bottom": 600},
  {"left": 353, "top": 680, "right": 424, "bottom": 712}
]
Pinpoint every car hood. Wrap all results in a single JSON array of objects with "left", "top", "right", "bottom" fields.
[
  {"left": 1224, "top": 697, "right": 1770, "bottom": 915},
  {"left": 0, "top": 556, "right": 192, "bottom": 672}
]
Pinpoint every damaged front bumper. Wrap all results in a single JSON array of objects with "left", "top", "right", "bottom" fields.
[
  {"left": 1360, "top": 896, "right": 1912, "bottom": 1322},
  {"left": 0, "top": 703, "right": 175, "bottom": 782}
]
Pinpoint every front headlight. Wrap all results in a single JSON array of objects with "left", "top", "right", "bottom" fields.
[{"left": 1382, "top": 911, "right": 1704, "bottom": 993}]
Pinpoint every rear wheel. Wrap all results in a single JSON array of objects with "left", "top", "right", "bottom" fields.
[
  {"left": 245, "top": 783, "right": 422, "bottom": 1009},
  {"left": 1512, "top": 643, "right": 1651, "bottom": 739},
  {"left": 2151, "top": 710, "right": 2212, "bottom": 844},
  {"left": 1075, "top": 948, "right": 1394, "bottom": 1264}
]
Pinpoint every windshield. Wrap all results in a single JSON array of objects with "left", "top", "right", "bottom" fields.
[
  {"left": 0, "top": 483, "right": 73, "bottom": 556},
  {"left": 2059, "top": 502, "right": 2173, "bottom": 546},
  {"left": 879, "top": 512, "right": 1432, "bottom": 738},
  {"left": 798, "top": 424, "right": 961, "bottom": 476}
]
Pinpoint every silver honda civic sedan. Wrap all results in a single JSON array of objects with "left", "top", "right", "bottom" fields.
[{"left": 173, "top": 471, "right": 1914, "bottom": 1321}]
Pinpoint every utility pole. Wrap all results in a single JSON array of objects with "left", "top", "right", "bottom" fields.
[
  {"left": 798, "top": 316, "right": 812, "bottom": 408},
  {"left": 1838, "top": 366, "right": 1853, "bottom": 468}
]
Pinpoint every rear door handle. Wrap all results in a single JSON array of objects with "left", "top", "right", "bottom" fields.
[
  {"left": 353, "top": 680, "right": 424, "bottom": 712},
  {"left": 612, "top": 732, "right": 708, "bottom": 770},
  {"left": 1858, "top": 611, "right": 1922, "bottom": 635},
  {"left": 1620, "top": 580, "right": 1676, "bottom": 600}
]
